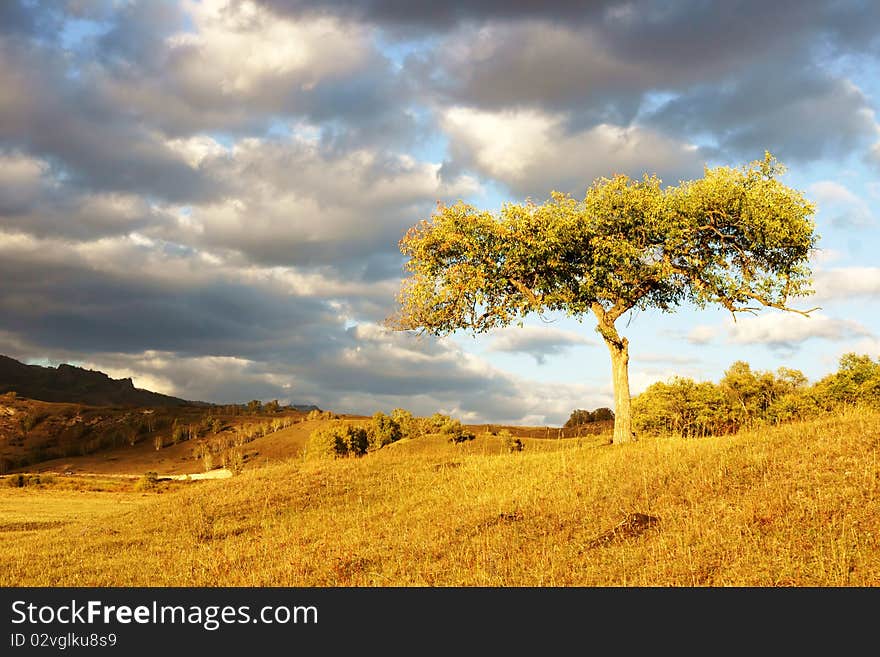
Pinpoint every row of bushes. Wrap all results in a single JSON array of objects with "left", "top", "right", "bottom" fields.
[
  {"left": 632, "top": 352, "right": 880, "bottom": 437},
  {"left": 305, "top": 410, "right": 478, "bottom": 460}
]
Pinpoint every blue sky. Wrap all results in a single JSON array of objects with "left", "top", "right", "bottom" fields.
[{"left": 0, "top": 1, "right": 878, "bottom": 424}]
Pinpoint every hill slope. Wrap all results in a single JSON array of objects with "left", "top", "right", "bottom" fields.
[
  {"left": 0, "top": 354, "right": 200, "bottom": 407},
  {"left": 2, "top": 407, "right": 878, "bottom": 586}
]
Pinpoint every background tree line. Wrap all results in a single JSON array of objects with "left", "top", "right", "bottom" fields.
[{"left": 629, "top": 352, "right": 880, "bottom": 437}]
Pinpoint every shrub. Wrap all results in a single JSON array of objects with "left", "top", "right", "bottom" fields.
[
  {"left": 171, "top": 419, "right": 186, "bottom": 444},
  {"left": 390, "top": 408, "right": 419, "bottom": 438},
  {"left": 306, "top": 422, "right": 370, "bottom": 459},
  {"left": 226, "top": 449, "right": 245, "bottom": 476},
  {"left": 500, "top": 430, "right": 524, "bottom": 452},
  {"left": 134, "top": 472, "right": 159, "bottom": 491},
  {"left": 368, "top": 412, "right": 402, "bottom": 449},
  {"left": 440, "top": 419, "right": 475, "bottom": 444}
]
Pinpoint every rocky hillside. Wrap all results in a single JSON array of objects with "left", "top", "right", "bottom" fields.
[{"left": 0, "top": 355, "right": 200, "bottom": 407}]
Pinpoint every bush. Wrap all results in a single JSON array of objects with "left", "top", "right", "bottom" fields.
[
  {"left": 390, "top": 408, "right": 419, "bottom": 438},
  {"left": 3, "top": 474, "right": 50, "bottom": 487},
  {"left": 134, "top": 472, "right": 159, "bottom": 491},
  {"left": 226, "top": 449, "right": 245, "bottom": 476},
  {"left": 500, "top": 430, "right": 524, "bottom": 452},
  {"left": 440, "top": 419, "right": 475, "bottom": 444},
  {"left": 171, "top": 419, "right": 186, "bottom": 444},
  {"left": 306, "top": 422, "right": 370, "bottom": 459},
  {"left": 368, "top": 412, "right": 402, "bottom": 450}
]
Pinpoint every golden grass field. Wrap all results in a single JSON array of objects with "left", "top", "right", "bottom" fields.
[{"left": 2, "top": 407, "right": 878, "bottom": 586}]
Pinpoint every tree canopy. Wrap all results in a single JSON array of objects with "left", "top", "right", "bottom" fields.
[{"left": 390, "top": 153, "right": 818, "bottom": 443}]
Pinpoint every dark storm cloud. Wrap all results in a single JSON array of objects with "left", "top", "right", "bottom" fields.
[
  {"left": 0, "top": 235, "right": 607, "bottom": 422},
  {"left": 0, "top": 0, "right": 418, "bottom": 210},
  {"left": 0, "top": 40, "right": 218, "bottom": 204},
  {"left": 256, "top": 0, "right": 614, "bottom": 31},
  {"left": 0, "top": 244, "right": 339, "bottom": 360},
  {"left": 260, "top": 0, "right": 880, "bottom": 57},
  {"left": 414, "top": 2, "right": 879, "bottom": 113},
  {"left": 84, "top": 0, "right": 419, "bottom": 147},
  {"left": 645, "top": 67, "right": 879, "bottom": 163},
  {"left": 0, "top": 0, "right": 65, "bottom": 37}
]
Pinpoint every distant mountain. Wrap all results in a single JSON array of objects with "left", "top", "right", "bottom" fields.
[
  {"left": 289, "top": 404, "right": 321, "bottom": 413},
  {"left": 0, "top": 355, "right": 205, "bottom": 407}
]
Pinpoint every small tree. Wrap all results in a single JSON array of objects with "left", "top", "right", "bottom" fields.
[
  {"left": 171, "top": 418, "right": 185, "bottom": 444},
  {"left": 390, "top": 408, "right": 418, "bottom": 438},
  {"left": 305, "top": 422, "right": 370, "bottom": 459},
  {"left": 499, "top": 430, "right": 524, "bottom": 452},
  {"left": 368, "top": 411, "right": 403, "bottom": 449},
  {"left": 564, "top": 409, "right": 593, "bottom": 429},
  {"left": 390, "top": 153, "right": 817, "bottom": 443}
]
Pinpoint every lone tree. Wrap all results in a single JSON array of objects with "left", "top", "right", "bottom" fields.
[{"left": 389, "top": 153, "right": 818, "bottom": 443}]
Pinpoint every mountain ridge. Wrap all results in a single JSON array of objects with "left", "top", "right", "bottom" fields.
[{"left": 0, "top": 354, "right": 204, "bottom": 407}]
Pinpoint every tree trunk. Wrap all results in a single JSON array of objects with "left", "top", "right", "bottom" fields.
[{"left": 603, "top": 331, "right": 634, "bottom": 444}]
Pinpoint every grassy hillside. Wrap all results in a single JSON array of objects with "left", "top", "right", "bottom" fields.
[
  {"left": 2, "top": 407, "right": 878, "bottom": 586},
  {"left": 0, "top": 392, "right": 322, "bottom": 474}
]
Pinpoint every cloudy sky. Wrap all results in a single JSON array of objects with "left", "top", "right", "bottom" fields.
[{"left": 1, "top": 0, "right": 879, "bottom": 424}]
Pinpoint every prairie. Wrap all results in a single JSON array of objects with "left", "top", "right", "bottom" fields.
[{"left": 2, "top": 407, "right": 878, "bottom": 586}]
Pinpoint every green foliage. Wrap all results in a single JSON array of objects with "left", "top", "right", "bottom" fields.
[
  {"left": 814, "top": 353, "right": 880, "bottom": 406},
  {"left": 368, "top": 412, "right": 402, "bottom": 450},
  {"left": 393, "top": 153, "right": 816, "bottom": 335},
  {"left": 440, "top": 419, "right": 475, "bottom": 444},
  {"left": 390, "top": 408, "right": 419, "bottom": 438},
  {"left": 4, "top": 474, "right": 52, "bottom": 488},
  {"left": 306, "top": 422, "right": 370, "bottom": 460},
  {"left": 633, "top": 353, "right": 880, "bottom": 437},
  {"left": 19, "top": 411, "right": 45, "bottom": 433},
  {"left": 391, "top": 153, "right": 818, "bottom": 442},
  {"left": 499, "top": 430, "right": 524, "bottom": 453},
  {"left": 633, "top": 377, "right": 730, "bottom": 437},
  {"left": 171, "top": 419, "right": 185, "bottom": 445},
  {"left": 564, "top": 407, "right": 614, "bottom": 428}
]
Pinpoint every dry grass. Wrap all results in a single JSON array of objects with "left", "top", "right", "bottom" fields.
[{"left": 1, "top": 408, "right": 878, "bottom": 586}]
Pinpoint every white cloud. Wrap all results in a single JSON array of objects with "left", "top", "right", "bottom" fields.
[
  {"left": 812, "top": 267, "right": 880, "bottom": 301},
  {"left": 687, "top": 325, "right": 719, "bottom": 345},
  {"left": 487, "top": 325, "right": 595, "bottom": 363},
  {"left": 172, "top": 0, "right": 370, "bottom": 96},
  {"left": 727, "top": 312, "right": 871, "bottom": 348},
  {"left": 441, "top": 106, "right": 704, "bottom": 197},
  {"left": 160, "top": 135, "right": 481, "bottom": 269},
  {"left": 164, "top": 136, "right": 230, "bottom": 168},
  {"left": 808, "top": 180, "right": 875, "bottom": 227}
]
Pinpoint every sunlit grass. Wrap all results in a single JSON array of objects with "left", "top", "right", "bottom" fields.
[{"left": 2, "top": 408, "right": 878, "bottom": 586}]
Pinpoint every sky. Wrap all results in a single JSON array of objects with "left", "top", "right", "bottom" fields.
[{"left": 0, "top": 0, "right": 879, "bottom": 425}]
